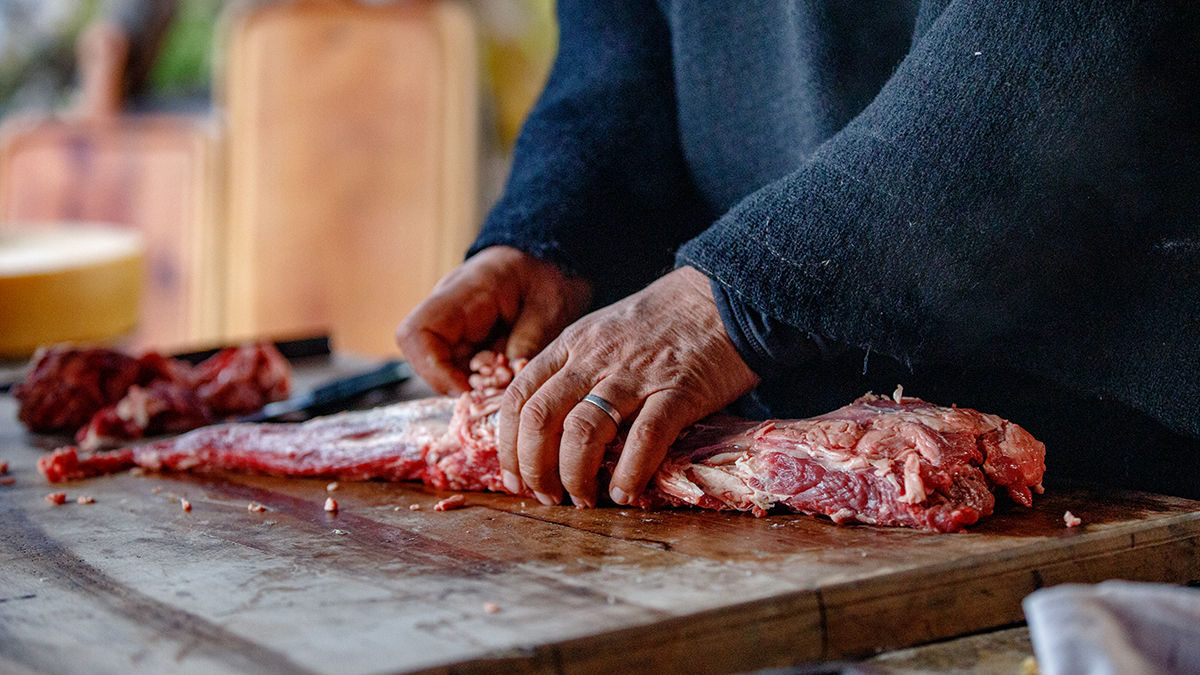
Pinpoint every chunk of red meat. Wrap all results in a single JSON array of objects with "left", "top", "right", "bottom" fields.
[
  {"left": 15, "top": 346, "right": 148, "bottom": 432},
  {"left": 75, "top": 381, "right": 213, "bottom": 451},
  {"left": 192, "top": 343, "right": 291, "bottom": 417},
  {"left": 16, "top": 342, "right": 292, "bottom": 445}
]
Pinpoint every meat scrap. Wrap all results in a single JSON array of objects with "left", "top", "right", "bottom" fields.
[
  {"left": 36, "top": 352, "right": 1046, "bottom": 533},
  {"left": 14, "top": 342, "right": 292, "bottom": 450},
  {"left": 434, "top": 494, "right": 467, "bottom": 511}
]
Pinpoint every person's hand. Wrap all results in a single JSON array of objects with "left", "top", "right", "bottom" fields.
[
  {"left": 396, "top": 246, "right": 593, "bottom": 394},
  {"left": 497, "top": 265, "right": 761, "bottom": 508}
]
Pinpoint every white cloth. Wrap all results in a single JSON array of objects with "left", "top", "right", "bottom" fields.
[{"left": 1023, "top": 581, "right": 1200, "bottom": 675}]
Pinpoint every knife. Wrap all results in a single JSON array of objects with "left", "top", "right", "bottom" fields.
[{"left": 236, "top": 359, "right": 415, "bottom": 423}]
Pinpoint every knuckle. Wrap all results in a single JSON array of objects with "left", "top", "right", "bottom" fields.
[
  {"left": 561, "top": 413, "right": 605, "bottom": 447},
  {"left": 518, "top": 396, "right": 556, "bottom": 435},
  {"left": 626, "top": 416, "right": 674, "bottom": 450},
  {"left": 498, "top": 384, "right": 529, "bottom": 418}
]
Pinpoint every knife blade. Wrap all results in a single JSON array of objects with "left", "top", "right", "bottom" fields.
[{"left": 237, "top": 359, "right": 415, "bottom": 423}]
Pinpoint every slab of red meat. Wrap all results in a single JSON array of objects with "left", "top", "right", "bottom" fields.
[
  {"left": 631, "top": 392, "right": 1045, "bottom": 532},
  {"left": 36, "top": 354, "right": 1045, "bottom": 533},
  {"left": 74, "top": 381, "right": 213, "bottom": 452},
  {"left": 14, "top": 346, "right": 160, "bottom": 432},
  {"left": 16, "top": 342, "right": 292, "bottom": 448},
  {"left": 40, "top": 396, "right": 456, "bottom": 483},
  {"left": 191, "top": 342, "right": 292, "bottom": 417}
]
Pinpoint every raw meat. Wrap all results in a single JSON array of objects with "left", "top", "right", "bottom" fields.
[
  {"left": 74, "top": 381, "right": 213, "bottom": 451},
  {"left": 15, "top": 342, "right": 292, "bottom": 449},
  {"left": 15, "top": 347, "right": 156, "bottom": 432},
  {"left": 190, "top": 342, "right": 292, "bottom": 417},
  {"left": 629, "top": 392, "right": 1045, "bottom": 532},
  {"left": 39, "top": 396, "right": 457, "bottom": 484},
  {"left": 36, "top": 353, "right": 1046, "bottom": 533}
]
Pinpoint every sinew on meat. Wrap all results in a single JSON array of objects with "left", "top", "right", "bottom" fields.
[{"left": 37, "top": 352, "right": 1045, "bottom": 532}]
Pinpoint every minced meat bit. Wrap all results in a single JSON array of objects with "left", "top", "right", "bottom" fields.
[{"left": 434, "top": 494, "right": 467, "bottom": 511}]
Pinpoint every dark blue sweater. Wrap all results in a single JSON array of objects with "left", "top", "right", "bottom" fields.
[{"left": 470, "top": 0, "right": 1200, "bottom": 498}]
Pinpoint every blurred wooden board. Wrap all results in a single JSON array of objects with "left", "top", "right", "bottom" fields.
[
  {"left": 0, "top": 114, "right": 223, "bottom": 353},
  {"left": 1, "top": 371, "right": 1199, "bottom": 674},
  {"left": 865, "top": 626, "right": 1035, "bottom": 675},
  {"left": 222, "top": 0, "right": 479, "bottom": 356}
]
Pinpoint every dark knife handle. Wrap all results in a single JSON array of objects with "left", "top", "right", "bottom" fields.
[
  {"left": 173, "top": 334, "right": 332, "bottom": 365},
  {"left": 239, "top": 360, "right": 414, "bottom": 423}
]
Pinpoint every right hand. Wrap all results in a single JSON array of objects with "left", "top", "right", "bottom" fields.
[{"left": 396, "top": 246, "right": 594, "bottom": 394}]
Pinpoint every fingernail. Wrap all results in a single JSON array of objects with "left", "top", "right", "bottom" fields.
[
  {"left": 534, "top": 491, "right": 558, "bottom": 506},
  {"left": 501, "top": 470, "right": 521, "bottom": 494},
  {"left": 610, "top": 487, "right": 629, "bottom": 505},
  {"left": 569, "top": 494, "right": 594, "bottom": 509}
]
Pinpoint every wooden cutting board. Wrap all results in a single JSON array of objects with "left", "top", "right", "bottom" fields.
[
  {"left": 2, "top": 367, "right": 1198, "bottom": 675},
  {"left": 221, "top": 0, "right": 479, "bottom": 356}
]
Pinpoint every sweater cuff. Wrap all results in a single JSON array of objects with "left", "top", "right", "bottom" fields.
[{"left": 711, "top": 279, "right": 839, "bottom": 378}]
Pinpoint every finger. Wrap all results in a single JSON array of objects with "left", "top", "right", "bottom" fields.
[
  {"left": 514, "top": 360, "right": 594, "bottom": 505},
  {"left": 559, "top": 382, "right": 636, "bottom": 508},
  {"left": 496, "top": 345, "right": 567, "bottom": 496},
  {"left": 609, "top": 392, "right": 694, "bottom": 505},
  {"left": 505, "top": 273, "right": 593, "bottom": 363},
  {"left": 395, "top": 322, "right": 470, "bottom": 395},
  {"left": 504, "top": 308, "right": 558, "bottom": 363}
]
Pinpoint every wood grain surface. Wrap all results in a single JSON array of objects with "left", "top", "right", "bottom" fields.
[{"left": 1, "top": 363, "right": 1198, "bottom": 675}]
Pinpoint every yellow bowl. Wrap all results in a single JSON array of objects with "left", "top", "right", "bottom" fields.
[{"left": 0, "top": 226, "right": 145, "bottom": 358}]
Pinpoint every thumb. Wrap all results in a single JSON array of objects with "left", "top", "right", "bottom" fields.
[{"left": 504, "top": 305, "right": 559, "bottom": 362}]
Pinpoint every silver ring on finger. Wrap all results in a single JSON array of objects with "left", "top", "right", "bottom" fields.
[{"left": 582, "top": 394, "right": 622, "bottom": 427}]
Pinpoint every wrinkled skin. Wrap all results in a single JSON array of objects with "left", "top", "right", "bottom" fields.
[
  {"left": 397, "top": 246, "right": 760, "bottom": 508},
  {"left": 396, "top": 246, "right": 593, "bottom": 394}
]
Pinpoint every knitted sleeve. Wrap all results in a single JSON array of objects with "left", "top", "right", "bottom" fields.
[
  {"left": 470, "top": 0, "right": 711, "bottom": 307},
  {"left": 678, "top": 0, "right": 1200, "bottom": 438}
]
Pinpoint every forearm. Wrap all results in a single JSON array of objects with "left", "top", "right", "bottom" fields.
[
  {"left": 680, "top": 0, "right": 1200, "bottom": 436},
  {"left": 471, "top": 0, "right": 711, "bottom": 307}
]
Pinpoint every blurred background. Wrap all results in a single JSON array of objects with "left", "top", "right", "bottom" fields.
[{"left": 0, "top": 0, "right": 556, "bottom": 358}]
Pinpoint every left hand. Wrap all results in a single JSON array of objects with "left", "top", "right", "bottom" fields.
[{"left": 496, "top": 266, "right": 761, "bottom": 508}]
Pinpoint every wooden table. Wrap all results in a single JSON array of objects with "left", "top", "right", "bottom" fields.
[{"left": 2, "top": 357, "right": 1199, "bottom": 675}]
